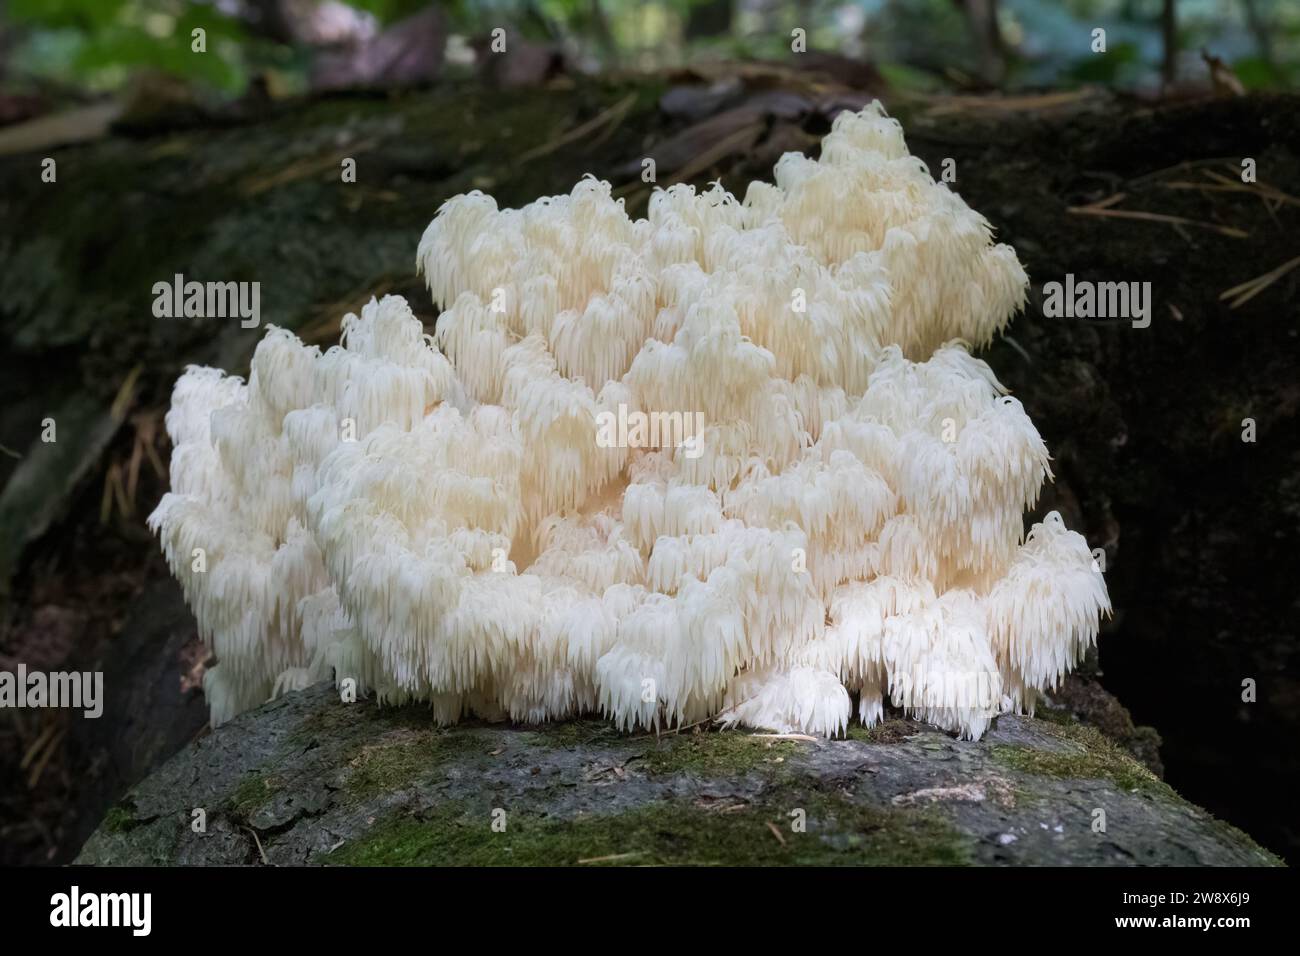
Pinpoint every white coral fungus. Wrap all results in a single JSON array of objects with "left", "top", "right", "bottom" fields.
[{"left": 150, "top": 103, "right": 1109, "bottom": 739}]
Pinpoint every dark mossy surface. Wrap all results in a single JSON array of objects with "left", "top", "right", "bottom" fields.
[
  {"left": 990, "top": 721, "right": 1169, "bottom": 797},
  {"left": 339, "top": 729, "right": 497, "bottom": 798},
  {"left": 228, "top": 773, "right": 285, "bottom": 819},
  {"left": 846, "top": 718, "right": 922, "bottom": 744},
  {"left": 75, "top": 684, "right": 1282, "bottom": 867},
  {"left": 637, "top": 730, "right": 805, "bottom": 776},
  {"left": 100, "top": 804, "right": 139, "bottom": 834},
  {"left": 326, "top": 793, "right": 968, "bottom": 867}
]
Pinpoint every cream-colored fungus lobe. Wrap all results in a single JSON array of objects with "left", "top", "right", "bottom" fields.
[{"left": 150, "top": 103, "right": 1109, "bottom": 739}]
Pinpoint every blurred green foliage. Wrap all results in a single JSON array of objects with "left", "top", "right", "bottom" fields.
[
  {"left": 1, "top": 0, "right": 1296, "bottom": 100},
  {"left": 9, "top": 0, "right": 249, "bottom": 92}
]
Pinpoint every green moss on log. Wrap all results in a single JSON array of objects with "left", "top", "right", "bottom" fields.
[
  {"left": 340, "top": 730, "right": 494, "bottom": 798},
  {"left": 228, "top": 773, "right": 283, "bottom": 819},
  {"left": 638, "top": 730, "right": 805, "bottom": 776},
  {"left": 522, "top": 720, "right": 625, "bottom": 749},
  {"left": 102, "top": 804, "right": 139, "bottom": 834},
  {"left": 326, "top": 793, "right": 970, "bottom": 867},
  {"left": 846, "top": 718, "right": 920, "bottom": 743},
  {"left": 991, "top": 721, "right": 1169, "bottom": 795}
]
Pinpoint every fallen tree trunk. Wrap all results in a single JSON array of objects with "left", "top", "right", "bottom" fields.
[{"left": 76, "top": 682, "right": 1279, "bottom": 866}]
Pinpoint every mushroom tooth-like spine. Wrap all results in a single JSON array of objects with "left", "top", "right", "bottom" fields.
[
  {"left": 986, "top": 512, "right": 1112, "bottom": 693},
  {"left": 718, "top": 665, "right": 852, "bottom": 739}
]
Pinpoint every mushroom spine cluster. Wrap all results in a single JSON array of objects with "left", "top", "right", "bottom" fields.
[{"left": 150, "top": 103, "right": 1110, "bottom": 739}]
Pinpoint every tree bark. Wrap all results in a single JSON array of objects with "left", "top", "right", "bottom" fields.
[{"left": 1161, "top": 0, "right": 1179, "bottom": 87}]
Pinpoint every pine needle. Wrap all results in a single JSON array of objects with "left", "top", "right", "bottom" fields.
[
  {"left": 1219, "top": 255, "right": 1300, "bottom": 309},
  {"left": 518, "top": 92, "right": 637, "bottom": 165},
  {"left": 577, "top": 851, "right": 644, "bottom": 864},
  {"left": 1067, "top": 203, "right": 1248, "bottom": 238},
  {"left": 766, "top": 821, "right": 788, "bottom": 846}
]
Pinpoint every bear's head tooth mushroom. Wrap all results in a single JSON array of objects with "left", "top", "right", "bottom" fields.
[{"left": 150, "top": 102, "right": 1110, "bottom": 739}]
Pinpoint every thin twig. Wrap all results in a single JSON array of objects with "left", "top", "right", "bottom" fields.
[
  {"left": 1079, "top": 192, "right": 1127, "bottom": 210},
  {"left": 246, "top": 827, "right": 270, "bottom": 865},
  {"left": 19, "top": 721, "right": 58, "bottom": 772},
  {"left": 1205, "top": 169, "right": 1300, "bottom": 208},
  {"left": 110, "top": 364, "right": 142, "bottom": 421},
  {"left": 1219, "top": 255, "right": 1300, "bottom": 309},
  {"left": 922, "top": 90, "right": 1092, "bottom": 116},
  {"left": 1066, "top": 204, "right": 1248, "bottom": 238},
  {"left": 664, "top": 122, "right": 766, "bottom": 188},
  {"left": 23, "top": 724, "right": 65, "bottom": 789},
  {"left": 518, "top": 92, "right": 637, "bottom": 165},
  {"left": 1160, "top": 181, "right": 1254, "bottom": 194},
  {"left": 1126, "top": 157, "right": 1241, "bottom": 187},
  {"left": 577, "top": 851, "right": 644, "bottom": 864}
]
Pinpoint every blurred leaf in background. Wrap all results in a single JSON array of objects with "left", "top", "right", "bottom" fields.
[
  {"left": 0, "top": 0, "right": 1295, "bottom": 104},
  {"left": 8, "top": 0, "right": 250, "bottom": 93}
]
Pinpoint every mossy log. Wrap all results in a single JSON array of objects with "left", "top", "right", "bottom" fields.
[{"left": 77, "top": 683, "right": 1279, "bottom": 866}]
